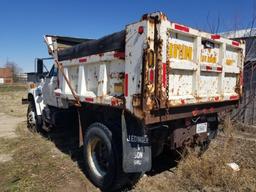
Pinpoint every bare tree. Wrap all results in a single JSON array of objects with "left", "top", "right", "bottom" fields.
[
  {"left": 4, "top": 61, "right": 22, "bottom": 82},
  {"left": 205, "top": 2, "right": 256, "bottom": 124},
  {"left": 206, "top": 11, "right": 221, "bottom": 34},
  {"left": 229, "top": 2, "right": 256, "bottom": 125}
]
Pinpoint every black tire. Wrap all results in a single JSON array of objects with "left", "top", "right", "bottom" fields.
[
  {"left": 83, "top": 123, "right": 116, "bottom": 190},
  {"left": 83, "top": 122, "right": 142, "bottom": 191},
  {"left": 27, "top": 101, "right": 42, "bottom": 132}
]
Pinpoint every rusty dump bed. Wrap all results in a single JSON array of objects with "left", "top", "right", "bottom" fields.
[{"left": 44, "top": 12, "right": 245, "bottom": 125}]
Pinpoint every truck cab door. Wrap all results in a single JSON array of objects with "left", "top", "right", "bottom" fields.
[{"left": 42, "top": 64, "right": 59, "bottom": 107}]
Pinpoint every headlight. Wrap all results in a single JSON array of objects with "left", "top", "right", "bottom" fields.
[{"left": 35, "top": 87, "right": 42, "bottom": 96}]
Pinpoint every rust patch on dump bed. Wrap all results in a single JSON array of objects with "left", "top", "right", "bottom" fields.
[{"left": 114, "top": 83, "right": 123, "bottom": 93}]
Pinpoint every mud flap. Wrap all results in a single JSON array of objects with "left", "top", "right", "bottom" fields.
[{"left": 121, "top": 111, "right": 152, "bottom": 173}]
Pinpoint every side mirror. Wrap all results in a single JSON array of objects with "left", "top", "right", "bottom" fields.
[{"left": 37, "top": 59, "right": 43, "bottom": 75}]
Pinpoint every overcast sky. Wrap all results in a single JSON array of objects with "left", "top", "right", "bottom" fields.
[{"left": 0, "top": 0, "right": 254, "bottom": 72}]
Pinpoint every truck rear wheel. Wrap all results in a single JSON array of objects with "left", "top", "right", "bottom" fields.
[
  {"left": 83, "top": 122, "right": 142, "bottom": 191},
  {"left": 83, "top": 123, "right": 115, "bottom": 190}
]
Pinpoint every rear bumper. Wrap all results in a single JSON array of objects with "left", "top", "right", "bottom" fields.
[{"left": 144, "top": 100, "right": 238, "bottom": 125}]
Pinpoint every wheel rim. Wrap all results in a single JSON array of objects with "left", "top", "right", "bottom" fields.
[
  {"left": 87, "top": 137, "right": 109, "bottom": 178},
  {"left": 28, "top": 110, "right": 36, "bottom": 127}
]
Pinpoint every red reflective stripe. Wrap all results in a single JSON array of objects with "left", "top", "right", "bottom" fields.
[
  {"left": 230, "top": 95, "right": 239, "bottom": 100},
  {"left": 192, "top": 109, "right": 199, "bottom": 116},
  {"left": 206, "top": 66, "right": 212, "bottom": 70},
  {"left": 85, "top": 97, "right": 94, "bottom": 102},
  {"left": 124, "top": 73, "right": 128, "bottom": 97},
  {"left": 138, "top": 26, "right": 144, "bottom": 34},
  {"left": 232, "top": 41, "right": 240, "bottom": 46},
  {"left": 192, "top": 107, "right": 215, "bottom": 115},
  {"left": 111, "top": 98, "right": 118, "bottom": 106},
  {"left": 216, "top": 67, "right": 222, "bottom": 72},
  {"left": 162, "top": 63, "right": 167, "bottom": 88},
  {"left": 174, "top": 24, "right": 189, "bottom": 32},
  {"left": 149, "top": 69, "right": 154, "bottom": 83},
  {"left": 211, "top": 34, "right": 220, "bottom": 40},
  {"left": 214, "top": 96, "right": 219, "bottom": 101},
  {"left": 79, "top": 58, "right": 87, "bottom": 63},
  {"left": 114, "top": 51, "right": 125, "bottom": 59}
]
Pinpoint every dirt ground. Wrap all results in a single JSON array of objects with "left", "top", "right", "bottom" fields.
[
  {"left": 0, "top": 113, "right": 24, "bottom": 138},
  {"left": 0, "top": 85, "right": 98, "bottom": 192},
  {"left": 0, "top": 84, "right": 256, "bottom": 192}
]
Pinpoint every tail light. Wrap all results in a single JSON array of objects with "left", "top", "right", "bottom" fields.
[
  {"left": 149, "top": 69, "right": 154, "bottom": 84},
  {"left": 162, "top": 63, "right": 167, "bottom": 88},
  {"left": 124, "top": 74, "right": 128, "bottom": 97},
  {"left": 138, "top": 26, "right": 144, "bottom": 34}
]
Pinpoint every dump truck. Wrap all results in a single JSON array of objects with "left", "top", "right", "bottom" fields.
[{"left": 24, "top": 12, "right": 245, "bottom": 191}]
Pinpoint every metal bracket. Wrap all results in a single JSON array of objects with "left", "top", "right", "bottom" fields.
[{"left": 55, "top": 60, "right": 81, "bottom": 107}]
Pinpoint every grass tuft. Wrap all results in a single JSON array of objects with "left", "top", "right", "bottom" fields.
[
  {"left": 0, "top": 122, "right": 97, "bottom": 192},
  {"left": 135, "top": 116, "right": 256, "bottom": 192},
  {"left": 170, "top": 117, "right": 256, "bottom": 192}
]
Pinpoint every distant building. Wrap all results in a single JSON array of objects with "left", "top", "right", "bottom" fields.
[
  {"left": 27, "top": 72, "right": 48, "bottom": 83},
  {"left": 0, "top": 68, "right": 13, "bottom": 84},
  {"left": 16, "top": 73, "right": 28, "bottom": 83}
]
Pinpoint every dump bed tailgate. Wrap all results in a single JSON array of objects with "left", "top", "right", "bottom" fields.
[
  {"left": 162, "top": 20, "right": 244, "bottom": 107},
  {"left": 132, "top": 13, "right": 245, "bottom": 124}
]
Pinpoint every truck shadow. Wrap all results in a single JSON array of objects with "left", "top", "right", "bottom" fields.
[
  {"left": 148, "top": 149, "right": 179, "bottom": 176},
  {"left": 42, "top": 124, "right": 86, "bottom": 169},
  {"left": 40, "top": 124, "right": 180, "bottom": 185}
]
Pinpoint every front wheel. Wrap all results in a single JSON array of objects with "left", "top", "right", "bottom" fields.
[
  {"left": 27, "top": 101, "right": 42, "bottom": 132},
  {"left": 83, "top": 122, "right": 142, "bottom": 191}
]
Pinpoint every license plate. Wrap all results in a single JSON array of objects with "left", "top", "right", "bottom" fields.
[{"left": 196, "top": 122, "right": 207, "bottom": 134}]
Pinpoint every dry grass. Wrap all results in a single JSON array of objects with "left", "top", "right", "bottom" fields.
[
  {"left": 173, "top": 144, "right": 256, "bottom": 191},
  {"left": 0, "top": 84, "right": 27, "bottom": 117},
  {"left": 0, "top": 122, "right": 97, "bottom": 192},
  {"left": 0, "top": 84, "right": 97, "bottom": 192},
  {"left": 170, "top": 117, "right": 256, "bottom": 191},
  {"left": 135, "top": 116, "right": 256, "bottom": 192}
]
